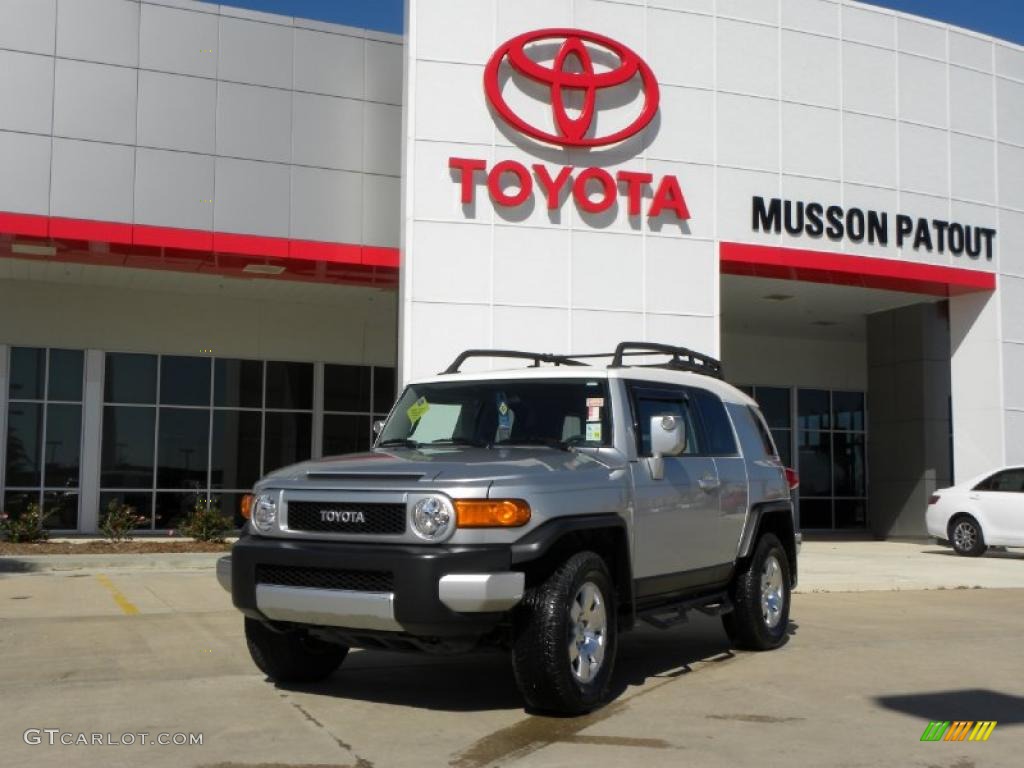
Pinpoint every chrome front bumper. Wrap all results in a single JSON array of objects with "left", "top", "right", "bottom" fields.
[{"left": 256, "top": 584, "right": 400, "bottom": 631}]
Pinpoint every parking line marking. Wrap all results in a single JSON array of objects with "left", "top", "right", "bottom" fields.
[{"left": 95, "top": 574, "right": 139, "bottom": 615}]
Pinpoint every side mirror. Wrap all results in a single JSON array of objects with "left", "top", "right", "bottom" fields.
[
  {"left": 372, "top": 419, "right": 386, "bottom": 438},
  {"left": 647, "top": 414, "right": 687, "bottom": 480}
]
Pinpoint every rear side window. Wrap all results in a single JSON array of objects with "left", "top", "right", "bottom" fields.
[
  {"left": 975, "top": 469, "right": 1024, "bottom": 492},
  {"left": 748, "top": 406, "right": 779, "bottom": 458},
  {"left": 690, "top": 388, "right": 738, "bottom": 455}
]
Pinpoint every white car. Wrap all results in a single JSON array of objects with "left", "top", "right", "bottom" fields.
[{"left": 926, "top": 466, "right": 1024, "bottom": 556}]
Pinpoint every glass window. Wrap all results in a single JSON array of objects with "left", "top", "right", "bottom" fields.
[
  {"left": 211, "top": 410, "right": 262, "bottom": 490},
  {"left": 798, "top": 389, "right": 831, "bottom": 431},
  {"left": 44, "top": 404, "right": 82, "bottom": 488},
  {"left": 324, "top": 364, "right": 371, "bottom": 412},
  {"left": 156, "top": 408, "right": 210, "bottom": 489},
  {"left": 155, "top": 491, "right": 202, "bottom": 530},
  {"left": 9, "top": 347, "right": 45, "bottom": 399},
  {"left": 833, "top": 433, "right": 866, "bottom": 497},
  {"left": 266, "top": 361, "right": 313, "bottom": 410},
  {"left": 160, "top": 356, "right": 210, "bottom": 407},
  {"left": 48, "top": 349, "right": 84, "bottom": 401},
  {"left": 799, "top": 499, "right": 832, "bottom": 529},
  {"left": 99, "top": 491, "right": 152, "bottom": 529},
  {"left": 3, "top": 490, "right": 39, "bottom": 518},
  {"left": 5, "top": 402, "right": 42, "bottom": 486},
  {"left": 977, "top": 469, "right": 1024, "bottom": 493},
  {"left": 748, "top": 406, "right": 777, "bottom": 458},
  {"left": 214, "top": 491, "right": 250, "bottom": 528},
  {"left": 834, "top": 499, "right": 867, "bottom": 529},
  {"left": 373, "top": 367, "right": 396, "bottom": 413},
  {"left": 214, "top": 359, "right": 263, "bottom": 408},
  {"left": 264, "top": 412, "right": 312, "bottom": 473},
  {"left": 771, "top": 429, "right": 793, "bottom": 469},
  {"left": 833, "top": 391, "right": 865, "bottom": 432},
  {"left": 755, "top": 387, "right": 791, "bottom": 430},
  {"left": 43, "top": 490, "right": 79, "bottom": 529},
  {"left": 105, "top": 353, "right": 157, "bottom": 404},
  {"left": 691, "top": 389, "right": 737, "bottom": 455},
  {"left": 101, "top": 406, "right": 156, "bottom": 488},
  {"left": 323, "top": 414, "right": 371, "bottom": 456},
  {"left": 798, "top": 430, "right": 832, "bottom": 496}
]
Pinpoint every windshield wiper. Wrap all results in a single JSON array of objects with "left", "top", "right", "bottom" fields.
[
  {"left": 498, "top": 437, "right": 574, "bottom": 452},
  {"left": 429, "top": 437, "right": 490, "bottom": 448},
  {"left": 377, "top": 438, "right": 421, "bottom": 448}
]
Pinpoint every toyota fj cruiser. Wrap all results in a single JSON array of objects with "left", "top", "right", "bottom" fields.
[{"left": 219, "top": 342, "right": 798, "bottom": 714}]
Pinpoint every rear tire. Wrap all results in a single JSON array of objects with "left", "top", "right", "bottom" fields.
[
  {"left": 723, "top": 533, "right": 791, "bottom": 651},
  {"left": 950, "top": 515, "right": 987, "bottom": 557},
  {"left": 245, "top": 618, "right": 348, "bottom": 683},
  {"left": 512, "top": 551, "right": 617, "bottom": 715}
]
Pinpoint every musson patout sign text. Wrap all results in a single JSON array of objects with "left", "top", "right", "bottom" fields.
[{"left": 447, "top": 29, "right": 691, "bottom": 222}]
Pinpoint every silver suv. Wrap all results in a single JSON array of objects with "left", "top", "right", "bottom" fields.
[{"left": 220, "top": 342, "right": 798, "bottom": 715}]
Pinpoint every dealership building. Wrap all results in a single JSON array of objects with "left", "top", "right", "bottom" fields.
[{"left": 0, "top": 0, "right": 1021, "bottom": 538}]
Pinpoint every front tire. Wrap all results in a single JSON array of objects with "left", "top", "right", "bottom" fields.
[
  {"left": 950, "top": 515, "right": 986, "bottom": 557},
  {"left": 512, "top": 551, "right": 618, "bottom": 715},
  {"left": 722, "top": 533, "right": 791, "bottom": 650},
  {"left": 245, "top": 618, "right": 348, "bottom": 683}
]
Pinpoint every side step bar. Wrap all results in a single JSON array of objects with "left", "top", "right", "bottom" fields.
[{"left": 638, "top": 592, "right": 733, "bottom": 630}]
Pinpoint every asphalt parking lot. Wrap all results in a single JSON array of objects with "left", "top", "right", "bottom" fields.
[{"left": 1, "top": 543, "right": 1022, "bottom": 768}]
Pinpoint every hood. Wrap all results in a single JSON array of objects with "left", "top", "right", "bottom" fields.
[{"left": 259, "top": 446, "right": 619, "bottom": 488}]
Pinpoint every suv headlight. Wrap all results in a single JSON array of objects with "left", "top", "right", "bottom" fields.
[
  {"left": 411, "top": 496, "right": 453, "bottom": 541},
  {"left": 252, "top": 493, "right": 277, "bottom": 533}
]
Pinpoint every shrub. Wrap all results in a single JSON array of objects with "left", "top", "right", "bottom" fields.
[
  {"left": 0, "top": 502, "right": 55, "bottom": 543},
  {"left": 177, "top": 499, "right": 231, "bottom": 543},
  {"left": 100, "top": 499, "right": 148, "bottom": 543}
]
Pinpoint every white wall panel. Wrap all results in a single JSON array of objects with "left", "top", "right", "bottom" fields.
[
  {"left": 999, "top": 208, "right": 1024, "bottom": 277},
  {"left": 218, "top": 15, "right": 293, "bottom": 89},
  {"left": 645, "top": 238, "right": 715, "bottom": 316},
  {"left": 842, "top": 43, "right": 896, "bottom": 117},
  {"left": 898, "top": 54, "right": 947, "bottom": 128},
  {"left": 782, "top": 103, "right": 841, "bottom": 179},
  {"left": 289, "top": 166, "right": 362, "bottom": 244},
  {"left": 491, "top": 225, "right": 571, "bottom": 307},
  {"left": 415, "top": 0, "right": 494, "bottom": 64},
  {"left": 0, "top": 51, "right": 54, "bottom": 135},
  {"left": 717, "top": 19, "right": 778, "bottom": 98},
  {"left": 216, "top": 82, "right": 292, "bottom": 163},
  {"left": 365, "top": 40, "right": 403, "bottom": 104},
  {"left": 493, "top": 306, "right": 571, "bottom": 354},
  {"left": 995, "top": 43, "right": 1024, "bottom": 82},
  {"left": 50, "top": 138, "right": 134, "bottom": 222},
  {"left": 897, "top": 18, "right": 946, "bottom": 60},
  {"left": 414, "top": 62, "right": 492, "bottom": 145},
  {"left": 718, "top": 0, "right": 778, "bottom": 25},
  {"left": 293, "top": 28, "right": 364, "bottom": 99},
  {"left": 0, "top": 0, "right": 56, "bottom": 55},
  {"left": 1001, "top": 341, "right": 1024, "bottom": 409},
  {"left": 717, "top": 93, "right": 779, "bottom": 172},
  {"left": 134, "top": 147, "right": 214, "bottom": 231},
  {"left": 363, "top": 174, "right": 400, "bottom": 248},
  {"left": 56, "top": 0, "right": 138, "bottom": 67},
  {"left": 950, "top": 133, "right": 996, "bottom": 205},
  {"left": 0, "top": 131, "right": 51, "bottom": 215},
  {"left": 999, "top": 143, "right": 1024, "bottom": 211},
  {"left": 291, "top": 93, "right": 364, "bottom": 172},
  {"left": 53, "top": 59, "right": 137, "bottom": 145},
  {"left": 996, "top": 77, "right": 1024, "bottom": 146},
  {"left": 364, "top": 102, "right": 403, "bottom": 176},
  {"left": 137, "top": 71, "right": 216, "bottom": 154},
  {"left": 497, "top": 0, "right": 572, "bottom": 42},
  {"left": 214, "top": 158, "right": 290, "bottom": 237},
  {"left": 139, "top": 2, "right": 218, "bottom": 78},
  {"left": 781, "top": 30, "right": 840, "bottom": 108},
  {"left": 647, "top": 86, "right": 714, "bottom": 165},
  {"left": 407, "top": 221, "right": 491, "bottom": 303},
  {"left": 570, "top": 231, "right": 644, "bottom": 312},
  {"left": 899, "top": 123, "right": 948, "bottom": 197},
  {"left": 950, "top": 66, "right": 994, "bottom": 138},
  {"left": 949, "top": 32, "right": 991, "bottom": 72},
  {"left": 841, "top": 4, "right": 895, "bottom": 49},
  {"left": 843, "top": 113, "right": 897, "bottom": 188},
  {"left": 647, "top": 9, "right": 714, "bottom": 89},
  {"left": 782, "top": 0, "right": 838, "bottom": 37}
]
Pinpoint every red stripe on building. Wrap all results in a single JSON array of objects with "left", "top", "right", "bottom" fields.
[{"left": 720, "top": 242, "right": 995, "bottom": 296}]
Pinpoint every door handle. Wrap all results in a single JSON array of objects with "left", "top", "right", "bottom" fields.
[{"left": 699, "top": 474, "right": 721, "bottom": 492}]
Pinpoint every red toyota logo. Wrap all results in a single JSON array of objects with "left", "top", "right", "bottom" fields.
[{"left": 484, "top": 28, "right": 659, "bottom": 149}]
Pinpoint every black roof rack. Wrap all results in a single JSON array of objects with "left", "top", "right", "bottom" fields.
[
  {"left": 441, "top": 342, "right": 723, "bottom": 379},
  {"left": 441, "top": 349, "right": 588, "bottom": 375}
]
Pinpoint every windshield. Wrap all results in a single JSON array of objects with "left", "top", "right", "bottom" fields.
[{"left": 377, "top": 379, "right": 612, "bottom": 450}]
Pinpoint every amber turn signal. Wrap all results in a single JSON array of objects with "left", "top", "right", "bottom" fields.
[
  {"left": 454, "top": 499, "right": 531, "bottom": 528},
  {"left": 240, "top": 494, "right": 254, "bottom": 520}
]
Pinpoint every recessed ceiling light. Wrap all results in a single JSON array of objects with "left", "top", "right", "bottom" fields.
[
  {"left": 811, "top": 320, "right": 839, "bottom": 327},
  {"left": 11, "top": 242, "right": 56, "bottom": 257},
  {"left": 243, "top": 264, "right": 285, "bottom": 275},
  {"left": 762, "top": 293, "right": 794, "bottom": 302}
]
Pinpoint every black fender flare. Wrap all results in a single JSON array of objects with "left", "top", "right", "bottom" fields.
[{"left": 737, "top": 500, "right": 798, "bottom": 587}]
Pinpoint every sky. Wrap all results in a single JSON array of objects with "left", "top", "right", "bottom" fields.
[{"left": 219, "top": 0, "right": 1024, "bottom": 45}]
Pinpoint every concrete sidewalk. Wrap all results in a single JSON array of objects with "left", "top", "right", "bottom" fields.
[
  {"left": 2, "top": 539, "right": 1022, "bottom": 591},
  {"left": 796, "top": 540, "right": 1024, "bottom": 592}
]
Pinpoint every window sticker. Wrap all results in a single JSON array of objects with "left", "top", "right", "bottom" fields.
[
  {"left": 495, "top": 394, "right": 515, "bottom": 441},
  {"left": 586, "top": 397, "right": 604, "bottom": 407},
  {"left": 586, "top": 421, "right": 602, "bottom": 442},
  {"left": 406, "top": 396, "right": 430, "bottom": 425},
  {"left": 587, "top": 405, "right": 602, "bottom": 422}
]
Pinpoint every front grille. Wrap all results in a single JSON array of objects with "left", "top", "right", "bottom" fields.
[
  {"left": 256, "top": 564, "right": 394, "bottom": 592},
  {"left": 286, "top": 501, "right": 406, "bottom": 534}
]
